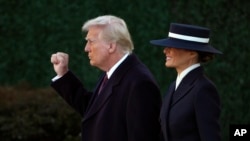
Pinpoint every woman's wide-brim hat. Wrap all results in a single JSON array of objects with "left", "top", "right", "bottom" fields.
[{"left": 150, "top": 23, "right": 223, "bottom": 54}]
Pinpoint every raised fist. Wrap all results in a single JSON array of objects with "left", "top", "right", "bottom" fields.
[{"left": 51, "top": 52, "right": 69, "bottom": 76}]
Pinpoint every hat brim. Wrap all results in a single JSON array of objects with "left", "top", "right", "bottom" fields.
[{"left": 150, "top": 38, "right": 222, "bottom": 54}]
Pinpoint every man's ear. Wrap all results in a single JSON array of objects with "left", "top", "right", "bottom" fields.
[{"left": 108, "top": 42, "right": 117, "bottom": 53}]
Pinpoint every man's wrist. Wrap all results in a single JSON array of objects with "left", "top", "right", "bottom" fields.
[{"left": 52, "top": 75, "right": 62, "bottom": 82}]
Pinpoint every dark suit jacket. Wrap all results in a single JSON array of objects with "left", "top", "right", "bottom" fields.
[
  {"left": 160, "top": 67, "right": 221, "bottom": 141},
  {"left": 51, "top": 54, "right": 162, "bottom": 141}
]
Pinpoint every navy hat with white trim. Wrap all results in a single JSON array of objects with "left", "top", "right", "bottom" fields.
[{"left": 150, "top": 23, "right": 222, "bottom": 54}]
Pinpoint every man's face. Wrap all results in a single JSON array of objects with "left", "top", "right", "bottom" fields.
[{"left": 84, "top": 26, "right": 110, "bottom": 70}]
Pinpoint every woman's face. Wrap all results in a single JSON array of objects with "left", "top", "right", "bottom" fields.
[{"left": 163, "top": 47, "right": 198, "bottom": 73}]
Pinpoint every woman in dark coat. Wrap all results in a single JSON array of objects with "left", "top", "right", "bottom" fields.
[{"left": 150, "top": 23, "right": 222, "bottom": 141}]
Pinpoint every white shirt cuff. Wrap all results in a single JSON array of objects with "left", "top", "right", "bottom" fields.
[{"left": 52, "top": 75, "right": 62, "bottom": 82}]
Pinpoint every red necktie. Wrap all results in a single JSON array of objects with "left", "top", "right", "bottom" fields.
[{"left": 98, "top": 75, "right": 108, "bottom": 94}]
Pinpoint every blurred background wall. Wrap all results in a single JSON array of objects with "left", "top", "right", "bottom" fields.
[{"left": 0, "top": 0, "right": 249, "bottom": 140}]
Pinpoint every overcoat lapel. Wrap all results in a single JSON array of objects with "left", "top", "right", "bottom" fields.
[
  {"left": 83, "top": 75, "right": 104, "bottom": 116},
  {"left": 170, "top": 84, "right": 193, "bottom": 107},
  {"left": 82, "top": 54, "right": 139, "bottom": 122},
  {"left": 170, "top": 67, "right": 203, "bottom": 107},
  {"left": 82, "top": 76, "right": 113, "bottom": 122}
]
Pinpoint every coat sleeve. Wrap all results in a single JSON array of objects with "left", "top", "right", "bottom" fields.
[
  {"left": 126, "top": 79, "right": 162, "bottom": 141},
  {"left": 51, "top": 71, "right": 92, "bottom": 117},
  {"left": 194, "top": 82, "right": 221, "bottom": 141}
]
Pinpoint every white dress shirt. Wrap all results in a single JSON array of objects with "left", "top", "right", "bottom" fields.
[
  {"left": 175, "top": 63, "right": 200, "bottom": 90},
  {"left": 106, "top": 53, "right": 129, "bottom": 79}
]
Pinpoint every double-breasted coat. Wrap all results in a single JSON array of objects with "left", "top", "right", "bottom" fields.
[{"left": 160, "top": 67, "right": 221, "bottom": 141}]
